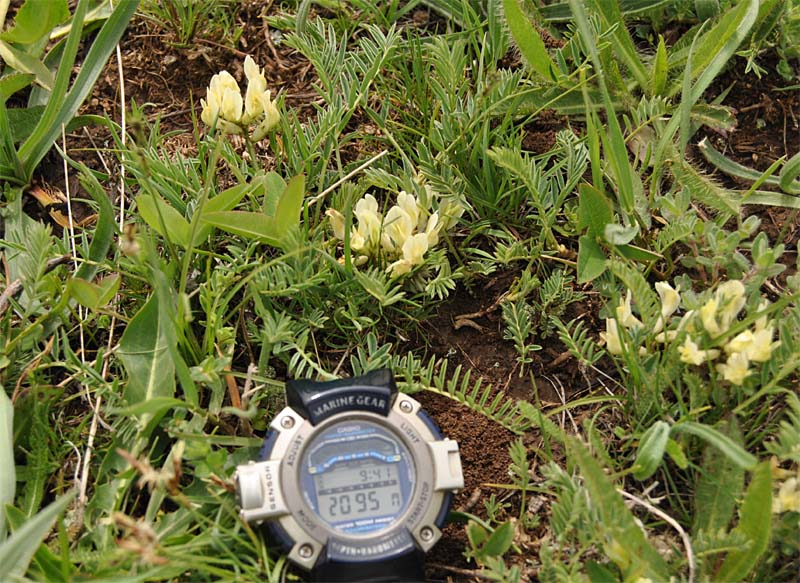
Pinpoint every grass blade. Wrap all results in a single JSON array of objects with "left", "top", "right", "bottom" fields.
[
  {"left": 0, "top": 390, "right": 14, "bottom": 541},
  {"left": 0, "top": 490, "right": 75, "bottom": 580}
]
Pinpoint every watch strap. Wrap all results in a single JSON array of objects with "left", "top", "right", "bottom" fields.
[{"left": 286, "top": 368, "right": 398, "bottom": 425}]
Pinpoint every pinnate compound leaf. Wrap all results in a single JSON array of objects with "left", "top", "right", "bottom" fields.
[
  {"left": 714, "top": 461, "right": 772, "bottom": 582},
  {"left": 692, "top": 420, "right": 745, "bottom": 537},
  {"left": 0, "top": 490, "right": 75, "bottom": 579},
  {"left": 117, "top": 295, "right": 176, "bottom": 430},
  {"left": 567, "top": 436, "right": 670, "bottom": 580}
]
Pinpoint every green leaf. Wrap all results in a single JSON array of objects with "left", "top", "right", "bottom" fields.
[
  {"left": 75, "top": 165, "right": 118, "bottom": 283},
  {"left": 577, "top": 235, "right": 607, "bottom": 283},
  {"left": 502, "top": 0, "right": 558, "bottom": 82},
  {"left": 0, "top": 41, "right": 54, "bottom": 90},
  {"left": 467, "top": 520, "right": 490, "bottom": 550},
  {"left": 67, "top": 274, "right": 120, "bottom": 310},
  {"left": 578, "top": 183, "right": 613, "bottom": 237},
  {"left": 481, "top": 520, "right": 515, "bottom": 558},
  {"left": 0, "top": 391, "right": 14, "bottom": 541},
  {"left": 274, "top": 174, "right": 306, "bottom": 229},
  {"left": 262, "top": 171, "right": 287, "bottom": 215},
  {"left": 693, "top": 420, "right": 745, "bottom": 537},
  {"left": 0, "top": 72, "right": 35, "bottom": 102},
  {"left": 665, "top": 438, "right": 688, "bottom": 469},
  {"left": 633, "top": 420, "right": 670, "bottom": 480},
  {"left": 136, "top": 193, "right": 191, "bottom": 248},
  {"left": 0, "top": 0, "right": 69, "bottom": 44},
  {"left": 649, "top": 35, "right": 668, "bottom": 96},
  {"left": 588, "top": 0, "right": 649, "bottom": 90},
  {"left": 193, "top": 182, "right": 251, "bottom": 243},
  {"left": 779, "top": 150, "right": 800, "bottom": 195},
  {"left": 714, "top": 461, "right": 772, "bottom": 582},
  {"left": 18, "top": 0, "right": 138, "bottom": 183},
  {"left": 567, "top": 436, "right": 670, "bottom": 580},
  {"left": 109, "top": 396, "right": 190, "bottom": 418},
  {"left": 117, "top": 295, "right": 176, "bottom": 431},
  {"left": 202, "top": 174, "right": 305, "bottom": 248},
  {"left": 0, "top": 491, "right": 75, "bottom": 580},
  {"left": 672, "top": 421, "right": 757, "bottom": 470}
]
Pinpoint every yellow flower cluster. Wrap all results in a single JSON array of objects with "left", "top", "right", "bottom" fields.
[
  {"left": 772, "top": 463, "right": 800, "bottom": 514},
  {"left": 601, "top": 279, "right": 780, "bottom": 386},
  {"left": 326, "top": 190, "right": 462, "bottom": 278},
  {"left": 200, "top": 56, "right": 280, "bottom": 141}
]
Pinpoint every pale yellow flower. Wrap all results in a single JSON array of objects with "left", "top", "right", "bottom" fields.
[
  {"left": 326, "top": 209, "right": 346, "bottom": 240},
  {"left": 396, "top": 191, "right": 421, "bottom": 229},
  {"left": 424, "top": 211, "right": 441, "bottom": 247},
  {"left": 616, "top": 290, "right": 643, "bottom": 330},
  {"left": 600, "top": 318, "right": 623, "bottom": 355},
  {"left": 700, "top": 298, "right": 722, "bottom": 337},
  {"left": 678, "top": 336, "right": 719, "bottom": 365},
  {"left": 201, "top": 70, "right": 244, "bottom": 133},
  {"left": 772, "top": 477, "right": 800, "bottom": 514},
  {"left": 724, "top": 327, "right": 779, "bottom": 362},
  {"left": 387, "top": 233, "right": 429, "bottom": 277},
  {"left": 354, "top": 194, "right": 382, "bottom": 247},
  {"left": 382, "top": 205, "right": 415, "bottom": 253},
  {"left": 717, "top": 280, "right": 746, "bottom": 326},
  {"left": 754, "top": 299, "right": 771, "bottom": 331},
  {"left": 656, "top": 281, "right": 681, "bottom": 318},
  {"left": 716, "top": 351, "right": 751, "bottom": 385}
]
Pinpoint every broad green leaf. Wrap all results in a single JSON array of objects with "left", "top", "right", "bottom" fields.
[
  {"left": 201, "top": 211, "right": 283, "bottom": 246},
  {"left": 0, "top": 490, "right": 75, "bottom": 579},
  {"left": 0, "top": 41, "right": 54, "bottom": 90},
  {"left": 577, "top": 235, "right": 607, "bottom": 283},
  {"left": 136, "top": 194, "right": 191, "bottom": 248},
  {"left": 274, "top": 174, "right": 306, "bottom": 229},
  {"left": 0, "top": 390, "right": 14, "bottom": 541},
  {"left": 0, "top": 0, "right": 69, "bottom": 44},
  {"left": 193, "top": 182, "right": 251, "bottom": 243},
  {"left": 0, "top": 72, "right": 35, "bottom": 102},
  {"left": 502, "top": 0, "right": 558, "bottom": 82},
  {"left": 633, "top": 420, "right": 670, "bottom": 480},
  {"left": 262, "top": 171, "right": 287, "bottom": 215},
  {"left": 578, "top": 183, "right": 612, "bottom": 237},
  {"left": 714, "top": 461, "right": 772, "bottom": 582},
  {"left": 67, "top": 274, "right": 120, "bottom": 310},
  {"left": 614, "top": 243, "right": 662, "bottom": 263},
  {"left": 693, "top": 420, "right": 745, "bottom": 537},
  {"left": 467, "top": 520, "right": 489, "bottom": 549},
  {"left": 4, "top": 105, "right": 44, "bottom": 144},
  {"left": 117, "top": 295, "right": 176, "bottom": 431},
  {"left": 672, "top": 421, "right": 757, "bottom": 470},
  {"left": 567, "top": 436, "right": 670, "bottom": 580},
  {"left": 481, "top": 520, "right": 515, "bottom": 558},
  {"left": 604, "top": 223, "right": 638, "bottom": 246}
]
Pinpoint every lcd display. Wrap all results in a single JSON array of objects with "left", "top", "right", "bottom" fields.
[{"left": 299, "top": 419, "right": 415, "bottom": 535}]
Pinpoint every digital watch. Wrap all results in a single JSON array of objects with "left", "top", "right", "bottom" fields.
[{"left": 234, "top": 369, "right": 464, "bottom": 582}]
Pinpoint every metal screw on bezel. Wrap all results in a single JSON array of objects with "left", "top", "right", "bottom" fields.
[
  {"left": 420, "top": 526, "right": 434, "bottom": 542},
  {"left": 281, "top": 416, "right": 295, "bottom": 429},
  {"left": 399, "top": 400, "right": 414, "bottom": 413},
  {"left": 298, "top": 544, "right": 314, "bottom": 559}
]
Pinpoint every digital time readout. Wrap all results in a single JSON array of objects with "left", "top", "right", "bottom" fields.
[
  {"left": 300, "top": 420, "right": 416, "bottom": 535},
  {"left": 314, "top": 464, "right": 402, "bottom": 523}
]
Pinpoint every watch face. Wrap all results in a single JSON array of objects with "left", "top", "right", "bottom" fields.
[{"left": 299, "top": 418, "right": 416, "bottom": 536}]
